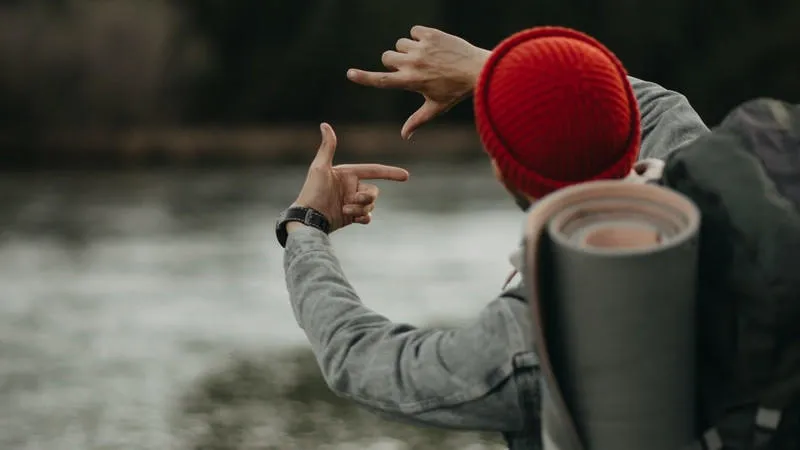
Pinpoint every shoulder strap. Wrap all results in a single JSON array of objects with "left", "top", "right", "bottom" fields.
[
  {"left": 501, "top": 284, "right": 527, "bottom": 304},
  {"left": 683, "top": 406, "right": 784, "bottom": 450}
]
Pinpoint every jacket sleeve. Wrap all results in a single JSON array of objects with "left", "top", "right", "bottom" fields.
[
  {"left": 283, "top": 226, "right": 539, "bottom": 432},
  {"left": 628, "top": 76, "right": 709, "bottom": 160}
]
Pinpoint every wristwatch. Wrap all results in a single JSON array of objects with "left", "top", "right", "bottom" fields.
[{"left": 275, "top": 205, "right": 331, "bottom": 248}]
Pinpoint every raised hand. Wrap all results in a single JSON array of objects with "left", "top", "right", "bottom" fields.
[
  {"left": 293, "top": 123, "right": 410, "bottom": 232},
  {"left": 347, "top": 26, "right": 490, "bottom": 140}
]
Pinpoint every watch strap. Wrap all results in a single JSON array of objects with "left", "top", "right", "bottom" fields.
[{"left": 275, "top": 206, "right": 331, "bottom": 248}]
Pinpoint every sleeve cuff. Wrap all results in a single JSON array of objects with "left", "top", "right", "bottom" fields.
[{"left": 285, "top": 225, "right": 332, "bottom": 260}]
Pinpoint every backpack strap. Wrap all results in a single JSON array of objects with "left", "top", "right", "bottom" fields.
[
  {"left": 683, "top": 428, "right": 724, "bottom": 450},
  {"left": 753, "top": 406, "right": 783, "bottom": 449},
  {"left": 682, "top": 406, "right": 784, "bottom": 450},
  {"left": 501, "top": 285, "right": 527, "bottom": 303}
]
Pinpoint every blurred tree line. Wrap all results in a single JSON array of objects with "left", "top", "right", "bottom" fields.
[{"left": 0, "top": 0, "right": 798, "bottom": 130}]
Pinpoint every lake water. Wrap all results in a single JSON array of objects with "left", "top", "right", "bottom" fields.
[{"left": 0, "top": 165, "right": 524, "bottom": 450}]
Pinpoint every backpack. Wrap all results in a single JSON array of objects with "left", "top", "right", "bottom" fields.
[
  {"left": 657, "top": 98, "right": 800, "bottom": 450},
  {"left": 511, "top": 98, "right": 800, "bottom": 450}
]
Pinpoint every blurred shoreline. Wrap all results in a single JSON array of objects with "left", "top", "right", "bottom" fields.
[{"left": 0, "top": 124, "right": 485, "bottom": 170}]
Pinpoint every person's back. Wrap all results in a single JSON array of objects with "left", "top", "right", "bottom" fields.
[{"left": 277, "top": 26, "right": 709, "bottom": 449}]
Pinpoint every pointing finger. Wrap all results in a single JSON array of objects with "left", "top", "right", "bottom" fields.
[
  {"left": 347, "top": 69, "right": 408, "bottom": 89},
  {"left": 312, "top": 123, "right": 337, "bottom": 166},
  {"left": 336, "top": 164, "right": 410, "bottom": 181},
  {"left": 401, "top": 100, "right": 442, "bottom": 140}
]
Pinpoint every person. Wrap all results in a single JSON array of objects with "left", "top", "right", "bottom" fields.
[{"left": 276, "top": 27, "right": 709, "bottom": 449}]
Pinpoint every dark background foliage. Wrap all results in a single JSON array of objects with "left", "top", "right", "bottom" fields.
[{"left": 1, "top": 0, "right": 798, "bottom": 131}]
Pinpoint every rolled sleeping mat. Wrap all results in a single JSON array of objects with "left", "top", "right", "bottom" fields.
[{"left": 521, "top": 179, "right": 701, "bottom": 450}]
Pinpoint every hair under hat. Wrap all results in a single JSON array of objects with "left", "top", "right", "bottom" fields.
[{"left": 474, "top": 26, "right": 641, "bottom": 199}]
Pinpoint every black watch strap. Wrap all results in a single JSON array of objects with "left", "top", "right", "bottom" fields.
[{"left": 275, "top": 206, "right": 331, "bottom": 248}]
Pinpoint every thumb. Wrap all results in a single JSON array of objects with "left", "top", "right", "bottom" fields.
[
  {"left": 312, "top": 122, "right": 337, "bottom": 166},
  {"left": 401, "top": 100, "right": 441, "bottom": 140}
]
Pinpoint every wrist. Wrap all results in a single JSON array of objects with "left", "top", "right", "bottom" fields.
[
  {"left": 467, "top": 47, "right": 491, "bottom": 89},
  {"left": 289, "top": 202, "right": 334, "bottom": 231},
  {"left": 276, "top": 205, "right": 332, "bottom": 248}
]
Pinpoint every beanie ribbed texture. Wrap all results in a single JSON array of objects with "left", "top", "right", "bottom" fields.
[{"left": 474, "top": 26, "right": 641, "bottom": 199}]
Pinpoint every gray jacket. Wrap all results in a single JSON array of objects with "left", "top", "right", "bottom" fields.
[{"left": 283, "top": 77, "right": 709, "bottom": 450}]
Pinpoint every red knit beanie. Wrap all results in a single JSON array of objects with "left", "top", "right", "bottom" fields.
[{"left": 474, "top": 26, "right": 641, "bottom": 199}]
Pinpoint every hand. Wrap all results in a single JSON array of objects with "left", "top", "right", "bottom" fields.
[
  {"left": 293, "top": 123, "right": 410, "bottom": 232},
  {"left": 347, "top": 25, "right": 491, "bottom": 140}
]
